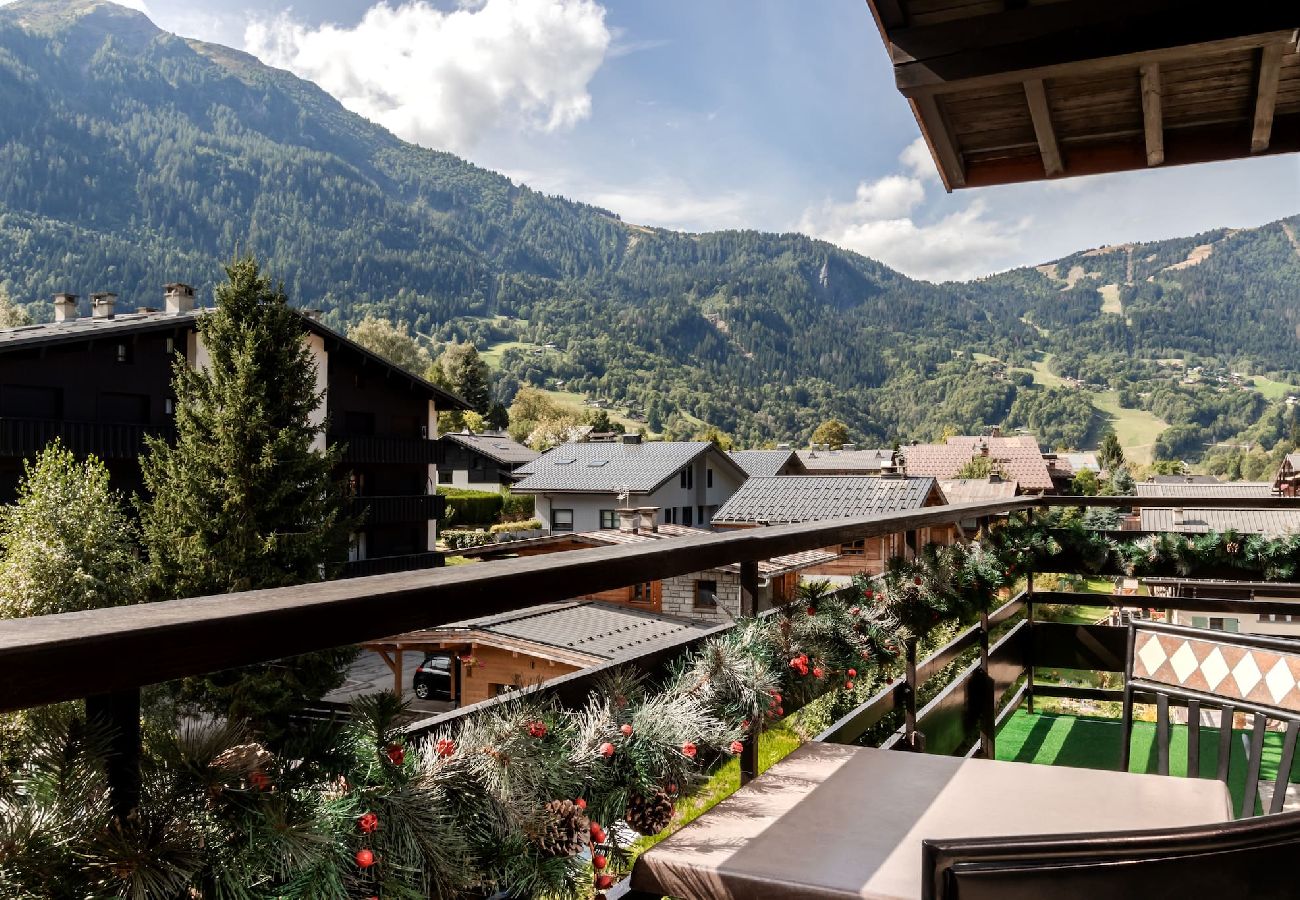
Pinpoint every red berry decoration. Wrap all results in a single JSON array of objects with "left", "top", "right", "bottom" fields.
[
  {"left": 620, "top": 723, "right": 633, "bottom": 737},
  {"left": 436, "top": 738, "right": 456, "bottom": 758},
  {"left": 355, "top": 848, "right": 375, "bottom": 869},
  {"left": 681, "top": 741, "right": 697, "bottom": 758},
  {"left": 248, "top": 770, "right": 271, "bottom": 791},
  {"left": 591, "top": 822, "right": 607, "bottom": 843},
  {"left": 813, "top": 667, "right": 824, "bottom": 678},
  {"left": 847, "top": 668, "right": 857, "bottom": 677},
  {"left": 386, "top": 743, "right": 405, "bottom": 765},
  {"left": 850, "top": 606, "right": 861, "bottom": 616},
  {"left": 806, "top": 606, "right": 817, "bottom": 616},
  {"left": 575, "top": 797, "right": 587, "bottom": 810},
  {"left": 770, "top": 691, "right": 782, "bottom": 704},
  {"left": 357, "top": 812, "right": 379, "bottom": 834},
  {"left": 730, "top": 740, "right": 744, "bottom": 754},
  {"left": 914, "top": 576, "right": 924, "bottom": 586},
  {"left": 527, "top": 720, "right": 548, "bottom": 738},
  {"left": 595, "top": 874, "right": 614, "bottom": 890},
  {"left": 599, "top": 742, "right": 615, "bottom": 758},
  {"left": 844, "top": 681, "right": 854, "bottom": 690},
  {"left": 593, "top": 853, "right": 608, "bottom": 870}
]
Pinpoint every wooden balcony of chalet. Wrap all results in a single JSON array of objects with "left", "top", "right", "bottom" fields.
[
  {"left": 0, "top": 416, "right": 176, "bottom": 460},
  {"left": 5, "top": 493, "right": 1300, "bottom": 898}
]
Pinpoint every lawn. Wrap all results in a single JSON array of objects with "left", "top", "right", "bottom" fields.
[
  {"left": 1250, "top": 375, "right": 1299, "bottom": 401},
  {"left": 998, "top": 710, "right": 1300, "bottom": 817},
  {"left": 478, "top": 339, "right": 538, "bottom": 368}
]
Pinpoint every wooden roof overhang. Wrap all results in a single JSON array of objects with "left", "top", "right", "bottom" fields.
[{"left": 865, "top": 1, "right": 1300, "bottom": 189}]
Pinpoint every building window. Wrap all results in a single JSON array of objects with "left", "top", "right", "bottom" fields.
[
  {"left": 707, "top": 468, "right": 713, "bottom": 488},
  {"left": 631, "top": 581, "right": 654, "bottom": 605},
  {"left": 841, "top": 539, "right": 866, "bottom": 556},
  {"left": 694, "top": 579, "right": 718, "bottom": 609},
  {"left": 438, "top": 470, "right": 455, "bottom": 484},
  {"left": 165, "top": 337, "right": 175, "bottom": 354},
  {"left": 682, "top": 506, "right": 693, "bottom": 527},
  {"left": 551, "top": 509, "right": 574, "bottom": 532},
  {"left": 1262, "top": 614, "right": 1295, "bottom": 623},
  {"left": 680, "top": 467, "right": 694, "bottom": 489},
  {"left": 114, "top": 343, "right": 132, "bottom": 364},
  {"left": 164, "top": 398, "right": 175, "bottom": 416},
  {"left": 1208, "top": 617, "right": 1239, "bottom": 632},
  {"left": 599, "top": 509, "right": 617, "bottom": 529},
  {"left": 665, "top": 507, "right": 676, "bottom": 525}
]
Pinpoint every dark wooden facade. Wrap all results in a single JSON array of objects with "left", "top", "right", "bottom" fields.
[
  {"left": 866, "top": 1, "right": 1300, "bottom": 189},
  {"left": 0, "top": 292, "right": 464, "bottom": 576}
]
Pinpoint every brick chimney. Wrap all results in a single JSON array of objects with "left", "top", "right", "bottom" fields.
[
  {"left": 90, "top": 292, "right": 117, "bottom": 320},
  {"left": 164, "top": 282, "right": 195, "bottom": 314},
  {"left": 52, "top": 293, "right": 78, "bottom": 322},
  {"left": 617, "top": 508, "right": 639, "bottom": 533},
  {"left": 637, "top": 507, "right": 659, "bottom": 533}
]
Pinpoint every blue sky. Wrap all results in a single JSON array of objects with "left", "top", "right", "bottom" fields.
[{"left": 60, "top": 0, "right": 1300, "bottom": 280}]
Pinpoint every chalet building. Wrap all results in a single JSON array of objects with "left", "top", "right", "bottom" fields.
[
  {"left": 936, "top": 476, "right": 1019, "bottom": 530},
  {"left": 1137, "top": 507, "right": 1300, "bottom": 536},
  {"left": 0, "top": 285, "right": 468, "bottom": 576},
  {"left": 458, "top": 507, "right": 835, "bottom": 623},
  {"left": 511, "top": 436, "right": 748, "bottom": 533},
  {"left": 900, "top": 434, "right": 1066, "bottom": 493},
  {"left": 711, "top": 475, "right": 950, "bottom": 578},
  {"left": 796, "top": 446, "right": 898, "bottom": 475},
  {"left": 436, "top": 431, "right": 538, "bottom": 488},
  {"left": 1274, "top": 453, "right": 1300, "bottom": 496},
  {"left": 1062, "top": 452, "right": 1101, "bottom": 475},
  {"left": 362, "top": 601, "right": 713, "bottom": 707},
  {"left": 729, "top": 448, "right": 807, "bottom": 477},
  {"left": 1147, "top": 578, "right": 1300, "bottom": 642}
]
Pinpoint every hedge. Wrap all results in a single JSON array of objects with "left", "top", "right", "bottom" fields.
[
  {"left": 436, "top": 488, "right": 503, "bottom": 527},
  {"left": 500, "top": 490, "right": 535, "bottom": 521},
  {"left": 489, "top": 519, "right": 543, "bottom": 534},
  {"left": 442, "top": 530, "right": 493, "bottom": 550}
]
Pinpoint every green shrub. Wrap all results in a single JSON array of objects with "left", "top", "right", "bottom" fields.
[
  {"left": 437, "top": 487, "right": 503, "bottom": 527},
  {"left": 442, "top": 529, "right": 492, "bottom": 550},
  {"left": 489, "top": 519, "right": 543, "bottom": 534},
  {"left": 500, "top": 490, "right": 535, "bottom": 522}
]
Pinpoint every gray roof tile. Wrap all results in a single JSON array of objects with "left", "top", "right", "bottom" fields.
[
  {"left": 712, "top": 475, "right": 937, "bottom": 524},
  {"left": 729, "top": 449, "right": 803, "bottom": 477},
  {"left": 795, "top": 448, "right": 895, "bottom": 472},
  {"left": 441, "top": 431, "right": 539, "bottom": 465},
  {"left": 1140, "top": 508, "right": 1300, "bottom": 536},
  {"left": 1135, "top": 481, "right": 1273, "bottom": 498},
  {"left": 512, "top": 441, "right": 741, "bottom": 493},
  {"left": 448, "top": 602, "right": 711, "bottom": 660}
]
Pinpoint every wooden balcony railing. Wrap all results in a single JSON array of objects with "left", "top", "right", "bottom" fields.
[
  {"left": 340, "top": 550, "right": 444, "bottom": 578},
  {"left": 349, "top": 493, "right": 444, "bottom": 524},
  {"left": 0, "top": 417, "right": 175, "bottom": 459},
  {"left": 331, "top": 432, "right": 443, "bottom": 465}
]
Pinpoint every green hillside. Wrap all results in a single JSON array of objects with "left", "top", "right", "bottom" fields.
[{"left": 1, "top": 0, "right": 1298, "bottom": 460}]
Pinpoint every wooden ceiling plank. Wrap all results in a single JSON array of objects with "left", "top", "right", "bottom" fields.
[
  {"left": 910, "top": 95, "right": 967, "bottom": 190},
  {"left": 1252, "top": 43, "right": 1285, "bottom": 152},
  {"left": 1140, "top": 62, "right": 1165, "bottom": 166},
  {"left": 1023, "top": 78, "right": 1064, "bottom": 176}
]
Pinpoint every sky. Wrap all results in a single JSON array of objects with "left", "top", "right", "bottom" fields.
[{"left": 37, "top": 0, "right": 1300, "bottom": 282}]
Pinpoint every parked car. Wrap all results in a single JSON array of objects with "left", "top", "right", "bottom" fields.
[{"left": 412, "top": 653, "right": 453, "bottom": 701}]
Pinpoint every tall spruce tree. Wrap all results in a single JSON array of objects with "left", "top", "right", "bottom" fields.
[{"left": 139, "top": 258, "right": 355, "bottom": 738}]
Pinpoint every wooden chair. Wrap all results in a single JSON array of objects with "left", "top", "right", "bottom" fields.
[{"left": 1122, "top": 620, "right": 1300, "bottom": 817}]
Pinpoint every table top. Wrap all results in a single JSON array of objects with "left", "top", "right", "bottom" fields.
[{"left": 631, "top": 742, "right": 1233, "bottom": 900}]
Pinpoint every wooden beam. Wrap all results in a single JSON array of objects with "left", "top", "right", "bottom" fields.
[
  {"left": 1140, "top": 63, "right": 1164, "bottom": 166},
  {"left": 1252, "top": 42, "right": 1285, "bottom": 152},
  {"left": 1023, "top": 78, "right": 1063, "bottom": 177},
  {"left": 910, "top": 95, "right": 965, "bottom": 190}
]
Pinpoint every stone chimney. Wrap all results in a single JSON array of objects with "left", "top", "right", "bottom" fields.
[
  {"left": 52, "top": 293, "right": 78, "bottom": 322},
  {"left": 164, "top": 282, "right": 195, "bottom": 314},
  {"left": 90, "top": 292, "right": 117, "bottom": 320},
  {"left": 637, "top": 507, "right": 659, "bottom": 533},
  {"left": 617, "top": 508, "right": 639, "bottom": 533},
  {"left": 621, "top": 433, "right": 642, "bottom": 445}
]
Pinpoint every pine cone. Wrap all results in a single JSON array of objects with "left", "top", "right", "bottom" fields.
[
  {"left": 625, "top": 789, "right": 675, "bottom": 836},
  {"left": 535, "top": 799, "right": 590, "bottom": 858},
  {"left": 209, "top": 742, "right": 273, "bottom": 777}
]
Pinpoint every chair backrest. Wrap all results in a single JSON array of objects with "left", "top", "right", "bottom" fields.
[
  {"left": 922, "top": 811, "right": 1300, "bottom": 900},
  {"left": 1122, "top": 620, "right": 1300, "bottom": 816}
]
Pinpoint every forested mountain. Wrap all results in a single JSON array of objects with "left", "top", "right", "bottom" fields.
[{"left": 1, "top": 0, "right": 1298, "bottom": 457}]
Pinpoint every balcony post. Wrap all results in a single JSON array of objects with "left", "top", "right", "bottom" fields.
[
  {"left": 978, "top": 609, "right": 995, "bottom": 759},
  {"left": 739, "top": 560, "right": 759, "bottom": 618},
  {"left": 902, "top": 637, "right": 925, "bottom": 751},
  {"left": 85, "top": 687, "right": 141, "bottom": 822},
  {"left": 1026, "top": 570, "right": 1036, "bottom": 715},
  {"left": 739, "top": 729, "right": 760, "bottom": 786}
]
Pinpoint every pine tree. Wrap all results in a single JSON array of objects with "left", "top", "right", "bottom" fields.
[
  {"left": 436, "top": 341, "right": 492, "bottom": 413},
  {"left": 1098, "top": 430, "right": 1125, "bottom": 471},
  {"left": 0, "top": 441, "right": 144, "bottom": 618},
  {"left": 139, "top": 258, "right": 356, "bottom": 739}
]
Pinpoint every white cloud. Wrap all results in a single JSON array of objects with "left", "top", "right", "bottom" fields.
[
  {"left": 244, "top": 0, "right": 611, "bottom": 153},
  {"left": 797, "top": 142, "right": 1029, "bottom": 282}
]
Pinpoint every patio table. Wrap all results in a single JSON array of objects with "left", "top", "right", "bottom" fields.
[{"left": 629, "top": 742, "right": 1233, "bottom": 900}]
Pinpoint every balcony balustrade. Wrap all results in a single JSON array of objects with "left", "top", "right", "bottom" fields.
[
  {"left": 0, "top": 417, "right": 175, "bottom": 459},
  {"left": 330, "top": 431, "right": 443, "bottom": 465},
  {"left": 3, "top": 492, "right": 1300, "bottom": 897},
  {"left": 348, "top": 492, "right": 444, "bottom": 524},
  {"left": 340, "top": 550, "right": 444, "bottom": 578}
]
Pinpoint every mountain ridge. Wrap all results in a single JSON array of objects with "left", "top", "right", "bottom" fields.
[{"left": 1, "top": 0, "right": 1298, "bottom": 456}]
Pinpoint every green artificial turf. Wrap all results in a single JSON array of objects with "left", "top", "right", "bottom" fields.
[{"left": 998, "top": 710, "right": 1300, "bottom": 817}]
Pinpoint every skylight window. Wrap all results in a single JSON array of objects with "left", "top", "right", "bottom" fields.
[
  {"left": 554, "top": 458, "right": 576, "bottom": 466},
  {"left": 587, "top": 459, "right": 609, "bottom": 467}
]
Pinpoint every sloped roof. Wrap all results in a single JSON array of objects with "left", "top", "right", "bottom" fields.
[
  {"left": 0, "top": 305, "right": 470, "bottom": 408},
  {"left": 1134, "top": 481, "right": 1274, "bottom": 498},
  {"left": 902, "top": 435, "right": 1054, "bottom": 492},
  {"left": 1063, "top": 453, "right": 1101, "bottom": 474},
  {"left": 1140, "top": 508, "right": 1300, "bottom": 536},
  {"left": 1149, "top": 474, "right": 1223, "bottom": 485},
  {"left": 937, "top": 478, "right": 1020, "bottom": 504},
  {"left": 512, "top": 441, "right": 745, "bottom": 493},
  {"left": 729, "top": 449, "right": 805, "bottom": 477},
  {"left": 796, "top": 447, "right": 896, "bottom": 472},
  {"left": 711, "top": 475, "right": 939, "bottom": 525},
  {"left": 444, "top": 601, "right": 712, "bottom": 661},
  {"left": 441, "top": 431, "right": 539, "bottom": 466}
]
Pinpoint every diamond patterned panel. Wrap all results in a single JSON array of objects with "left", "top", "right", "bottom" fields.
[{"left": 1132, "top": 628, "right": 1300, "bottom": 715}]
